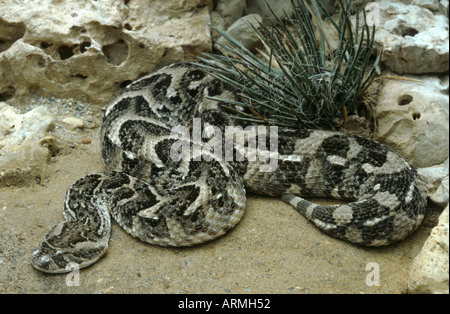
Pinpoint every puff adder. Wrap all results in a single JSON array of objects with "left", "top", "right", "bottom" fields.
[{"left": 31, "top": 63, "right": 427, "bottom": 273}]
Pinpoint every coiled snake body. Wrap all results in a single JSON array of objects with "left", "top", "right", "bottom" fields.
[{"left": 31, "top": 63, "right": 427, "bottom": 273}]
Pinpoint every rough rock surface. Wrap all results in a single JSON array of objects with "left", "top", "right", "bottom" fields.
[
  {"left": 398, "top": 0, "right": 440, "bottom": 11},
  {"left": 374, "top": 1, "right": 449, "bottom": 74},
  {"left": 215, "top": 14, "right": 263, "bottom": 52},
  {"left": 418, "top": 159, "right": 449, "bottom": 208},
  {"left": 0, "top": 102, "right": 56, "bottom": 186},
  {"left": 245, "top": 0, "right": 296, "bottom": 22},
  {"left": 0, "top": 0, "right": 212, "bottom": 105},
  {"left": 375, "top": 75, "right": 449, "bottom": 168},
  {"left": 210, "top": 0, "right": 247, "bottom": 41},
  {"left": 408, "top": 206, "right": 449, "bottom": 294},
  {"left": 3, "top": 0, "right": 448, "bottom": 104}
]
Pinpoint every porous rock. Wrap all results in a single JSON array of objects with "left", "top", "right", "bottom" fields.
[
  {"left": 397, "top": 0, "right": 440, "bottom": 11},
  {"left": 245, "top": 0, "right": 296, "bottom": 22},
  {"left": 408, "top": 205, "right": 449, "bottom": 294},
  {"left": 0, "top": 0, "right": 212, "bottom": 105},
  {"left": 0, "top": 102, "right": 56, "bottom": 186},
  {"left": 244, "top": 0, "right": 340, "bottom": 22},
  {"left": 375, "top": 75, "right": 449, "bottom": 168},
  {"left": 418, "top": 159, "right": 449, "bottom": 208},
  {"left": 215, "top": 14, "right": 263, "bottom": 52},
  {"left": 210, "top": 0, "right": 247, "bottom": 41},
  {"left": 374, "top": 1, "right": 449, "bottom": 74}
]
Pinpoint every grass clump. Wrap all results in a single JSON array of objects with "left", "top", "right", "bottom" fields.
[{"left": 197, "top": 0, "right": 380, "bottom": 129}]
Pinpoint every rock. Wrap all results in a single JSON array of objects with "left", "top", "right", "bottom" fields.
[
  {"left": 244, "top": 0, "right": 340, "bottom": 22},
  {"left": 375, "top": 75, "right": 449, "bottom": 168},
  {"left": 62, "top": 117, "right": 85, "bottom": 129},
  {"left": 215, "top": 14, "right": 263, "bottom": 52},
  {"left": 439, "top": 0, "right": 449, "bottom": 16},
  {"left": 374, "top": 1, "right": 449, "bottom": 74},
  {"left": 432, "top": 176, "right": 450, "bottom": 208},
  {"left": 350, "top": 0, "right": 374, "bottom": 13},
  {"left": 210, "top": 0, "right": 247, "bottom": 41},
  {"left": 397, "top": 0, "right": 440, "bottom": 11},
  {"left": 39, "top": 136, "right": 59, "bottom": 157},
  {"left": 418, "top": 159, "right": 449, "bottom": 208},
  {"left": 0, "top": 0, "right": 212, "bottom": 105},
  {"left": 408, "top": 205, "right": 449, "bottom": 294},
  {"left": 245, "top": 0, "right": 295, "bottom": 23},
  {"left": 0, "top": 102, "right": 56, "bottom": 186}
]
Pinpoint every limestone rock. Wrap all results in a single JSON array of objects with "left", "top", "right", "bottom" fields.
[
  {"left": 408, "top": 205, "right": 449, "bottom": 294},
  {"left": 350, "top": 0, "right": 374, "bottom": 12},
  {"left": 397, "top": 0, "right": 440, "bottom": 11},
  {"left": 0, "top": 102, "right": 56, "bottom": 186},
  {"left": 439, "top": 0, "right": 449, "bottom": 16},
  {"left": 215, "top": 14, "right": 263, "bottom": 52},
  {"left": 245, "top": 0, "right": 295, "bottom": 22},
  {"left": 210, "top": 0, "right": 247, "bottom": 41},
  {"left": 418, "top": 159, "right": 449, "bottom": 208},
  {"left": 214, "top": 0, "right": 341, "bottom": 50},
  {"left": 0, "top": 0, "right": 212, "bottom": 105},
  {"left": 62, "top": 117, "right": 85, "bottom": 129},
  {"left": 374, "top": 1, "right": 449, "bottom": 74},
  {"left": 244, "top": 0, "right": 340, "bottom": 22},
  {"left": 432, "top": 175, "right": 449, "bottom": 209},
  {"left": 375, "top": 75, "right": 449, "bottom": 168}
]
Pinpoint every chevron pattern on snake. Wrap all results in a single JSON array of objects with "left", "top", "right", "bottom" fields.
[{"left": 31, "top": 62, "right": 427, "bottom": 273}]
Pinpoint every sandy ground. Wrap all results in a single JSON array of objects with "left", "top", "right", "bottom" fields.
[{"left": 0, "top": 98, "right": 440, "bottom": 294}]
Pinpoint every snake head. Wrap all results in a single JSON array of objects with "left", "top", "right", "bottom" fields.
[
  {"left": 31, "top": 245, "right": 69, "bottom": 274},
  {"left": 31, "top": 221, "right": 109, "bottom": 274}
]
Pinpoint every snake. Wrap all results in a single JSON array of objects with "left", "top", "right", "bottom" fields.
[{"left": 31, "top": 62, "right": 427, "bottom": 273}]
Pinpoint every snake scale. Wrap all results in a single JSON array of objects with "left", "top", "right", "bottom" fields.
[{"left": 31, "top": 62, "right": 427, "bottom": 273}]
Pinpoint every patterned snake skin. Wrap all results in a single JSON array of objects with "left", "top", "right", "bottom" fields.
[{"left": 31, "top": 63, "right": 427, "bottom": 273}]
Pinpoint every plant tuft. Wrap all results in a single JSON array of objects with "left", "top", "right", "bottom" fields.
[{"left": 197, "top": 0, "right": 381, "bottom": 130}]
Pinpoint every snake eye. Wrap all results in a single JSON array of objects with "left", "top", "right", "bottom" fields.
[{"left": 39, "top": 254, "right": 51, "bottom": 267}]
